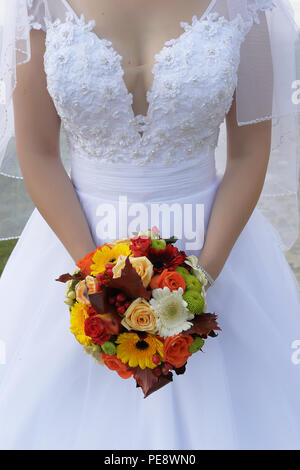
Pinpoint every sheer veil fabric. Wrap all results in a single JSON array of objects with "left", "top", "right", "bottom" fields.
[{"left": 0, "top": 0, "right": 299, "bottom": 247}]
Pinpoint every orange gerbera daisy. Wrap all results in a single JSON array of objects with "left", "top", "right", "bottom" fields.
[{"left": 76, "top": 249, "right": 97, "bottom": 276}]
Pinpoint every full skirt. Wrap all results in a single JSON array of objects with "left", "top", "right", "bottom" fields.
[{"left": 0, "top": 178, "right": 300, "bottom": 450}]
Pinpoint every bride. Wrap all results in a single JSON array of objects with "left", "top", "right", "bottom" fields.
[{"left": 0, "top": 0, "right": 299, "bottom": 450}]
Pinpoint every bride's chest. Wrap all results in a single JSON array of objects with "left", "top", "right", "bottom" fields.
[{"left": 44, "top": 14, "right": 244, "bottom": 128}]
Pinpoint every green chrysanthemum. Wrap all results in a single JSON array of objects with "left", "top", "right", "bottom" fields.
[
  {"left": 183, "top": 289, "right": 205, "bottom": 315},
  {"left": 185, "top": 275, "right": 203, "bottom": 292},
  {"left": 101, "top": 341, "right": 117, "bottom": 355},
  {"left": 151, "top": 239, "right": 167, "bottom": 251},
  {"left": 174, "top": 266, "right": 191, "bottom": 281}
]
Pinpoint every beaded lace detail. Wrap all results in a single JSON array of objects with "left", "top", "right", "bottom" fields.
[{"left": 34, "top": 2, "right": 274, "bottom": 166}]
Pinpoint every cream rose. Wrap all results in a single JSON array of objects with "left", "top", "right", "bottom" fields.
[
  {"left": 121, "top": 298, "right": 158, "bottom": 334},
  {"left": 105, "top": 238, "right": 132, "bottom": 248},
  {"left": 113, "top": 255, "right": 153, "bottom": 287},
  {"left": 184, "top": 255, "right": 208, "bottom": 287}
]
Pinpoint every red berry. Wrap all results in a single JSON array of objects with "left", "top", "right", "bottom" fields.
[
  {"left": 161, "top": 362, "right": 173, "bottom": 375},
  {"left": 153, "top": 367, "right": 162, "bottom": 377},
  {"left": 124, "top": 301, "right": 131, "bottom": 309},
  {"left": 105, "top": 263, "right": 115, "bottom": 270},
  {"left": 152, "top": 354, "right": 161, "bottom": 365},
  {"left": 117, "top": 306, "right": 126, "bottom": 315},
  {"left": 116, "top": 293, "right": 127, "bottom": 303},
  {"left": 96, "top": 273, "right": 105, "bottom": 282}
]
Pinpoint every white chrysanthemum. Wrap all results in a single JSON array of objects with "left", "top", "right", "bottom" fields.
[
  {"left": 150, "top": 287, "right": 194, "bottom": 338},
  {"left": 184, "top": 255, "right": 208, "bottom": 286}
]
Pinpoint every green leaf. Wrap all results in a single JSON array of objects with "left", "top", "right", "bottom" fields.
[{"left": 164, "top": 236, "right": 178, "bottom": 245}]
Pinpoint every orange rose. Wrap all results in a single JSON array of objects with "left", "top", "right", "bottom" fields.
[
  {"left": 150, "top": 269, "right": 186, "bottom": 292},
  {"left": 163, "top": 334, "right": 194, "bottom": 369},
  {"left": 102, "top": 353, "right": 133, "bottom": 379},
  {"left": 76, "top": 249, "right": 97, "bottom": 276}
]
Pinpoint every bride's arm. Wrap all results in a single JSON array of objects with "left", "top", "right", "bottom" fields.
[
  {"left": 13, "top": 30, "right": 96, "bottom": 262},
  {"left": 198, "top": 93, "right": 272, "bottom": 282}
]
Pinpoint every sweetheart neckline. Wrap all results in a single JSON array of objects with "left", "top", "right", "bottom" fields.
[{"left": 60, "top": 0, "right": 217, "bottom": 133}]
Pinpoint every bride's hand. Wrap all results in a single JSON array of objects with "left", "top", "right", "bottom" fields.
[{"left": 196, "top": 256, "right": 219, "bottom": 291}]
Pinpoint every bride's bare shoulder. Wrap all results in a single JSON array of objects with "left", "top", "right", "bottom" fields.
[
  {"left": 63, "top": 0, "right": 117, "bottom": 18},
  {"left": 61, "top": 0, "right": 218, "bottom": 21}
]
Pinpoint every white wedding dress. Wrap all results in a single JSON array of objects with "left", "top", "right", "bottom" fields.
[{"left": 0, "top": 0, "right": 300, "bottom": 450}]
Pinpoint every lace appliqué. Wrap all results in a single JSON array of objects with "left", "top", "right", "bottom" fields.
[
  {"left": 27, "top": 0, "right": 47, "bottom": 32},
  {"left": 237, "top": 0, "right": 276, "bottom": 37},
  {"left": 41, "top": 3, "right": 274, "bottom": 167}
]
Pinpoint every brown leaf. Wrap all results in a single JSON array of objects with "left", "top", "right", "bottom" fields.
[
  {"left": 107, "top": 257, "right": 151, "bottom": 300},
  {"left": 145, "top": 372, "right": 173, "bottom": 398},
  {"left": 134, "top": 367, "right": 173, "bottom": 398},
  {"left": 183, "top": 313, "right": 221, "bottom": 339},
  {"left": 208, "top": 330, "right": 218, "bottom": 338},
  {"left": 56, "top": 272, "right": 85, "bottom": 283},
  {"left": 173, "top": 364, "right": 186, "bottom": 375},
  {"left": 134, "top": 367, "right": 159, "bottom": 397},
  {"left": 89, "top": 290, "right": 116, "bottom": 315}
]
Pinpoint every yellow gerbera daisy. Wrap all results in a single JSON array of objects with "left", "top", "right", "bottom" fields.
[
  {"left": 91, "top": 243, "right": 132, "bottom": 276},
  {"left": 116, "top": 332, "right": 163, "bottom": 370},
  {"left": 70, "top": 302, "right": 92, "bottom": 347}
]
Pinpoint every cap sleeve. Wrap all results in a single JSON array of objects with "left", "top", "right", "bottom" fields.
[
  {"left": 223, "top": 0, "right": 300, "bottom": 250},
  {"left": 27, "top": 0, "right": 48, "bottom": 32}
]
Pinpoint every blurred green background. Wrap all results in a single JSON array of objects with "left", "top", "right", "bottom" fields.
[{"left": 0, "top": 239, "right": 17, "bottom": 275}]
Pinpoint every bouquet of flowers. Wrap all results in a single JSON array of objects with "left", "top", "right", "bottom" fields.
[{"left": 57, "top": 228, "right": 220, "bottom": 397}]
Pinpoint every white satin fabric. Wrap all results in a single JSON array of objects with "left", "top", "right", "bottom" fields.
[
  {"left": 0, "top": 151, "right": 300, "bottom": 450},
  {"left": 71, "top": 152, "right": 218, "bottom": 252}
]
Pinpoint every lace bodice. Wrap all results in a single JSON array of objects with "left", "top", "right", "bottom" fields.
[{"left": 29, "top": 0, "right": 275, "bottom": 166}]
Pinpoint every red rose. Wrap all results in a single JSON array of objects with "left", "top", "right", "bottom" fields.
[
  {"left": 130, "top": 236, "right": 151, "bottom": 257},
  {"left": 84, "top": 315, "right": 111, "bottom": 345}
]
